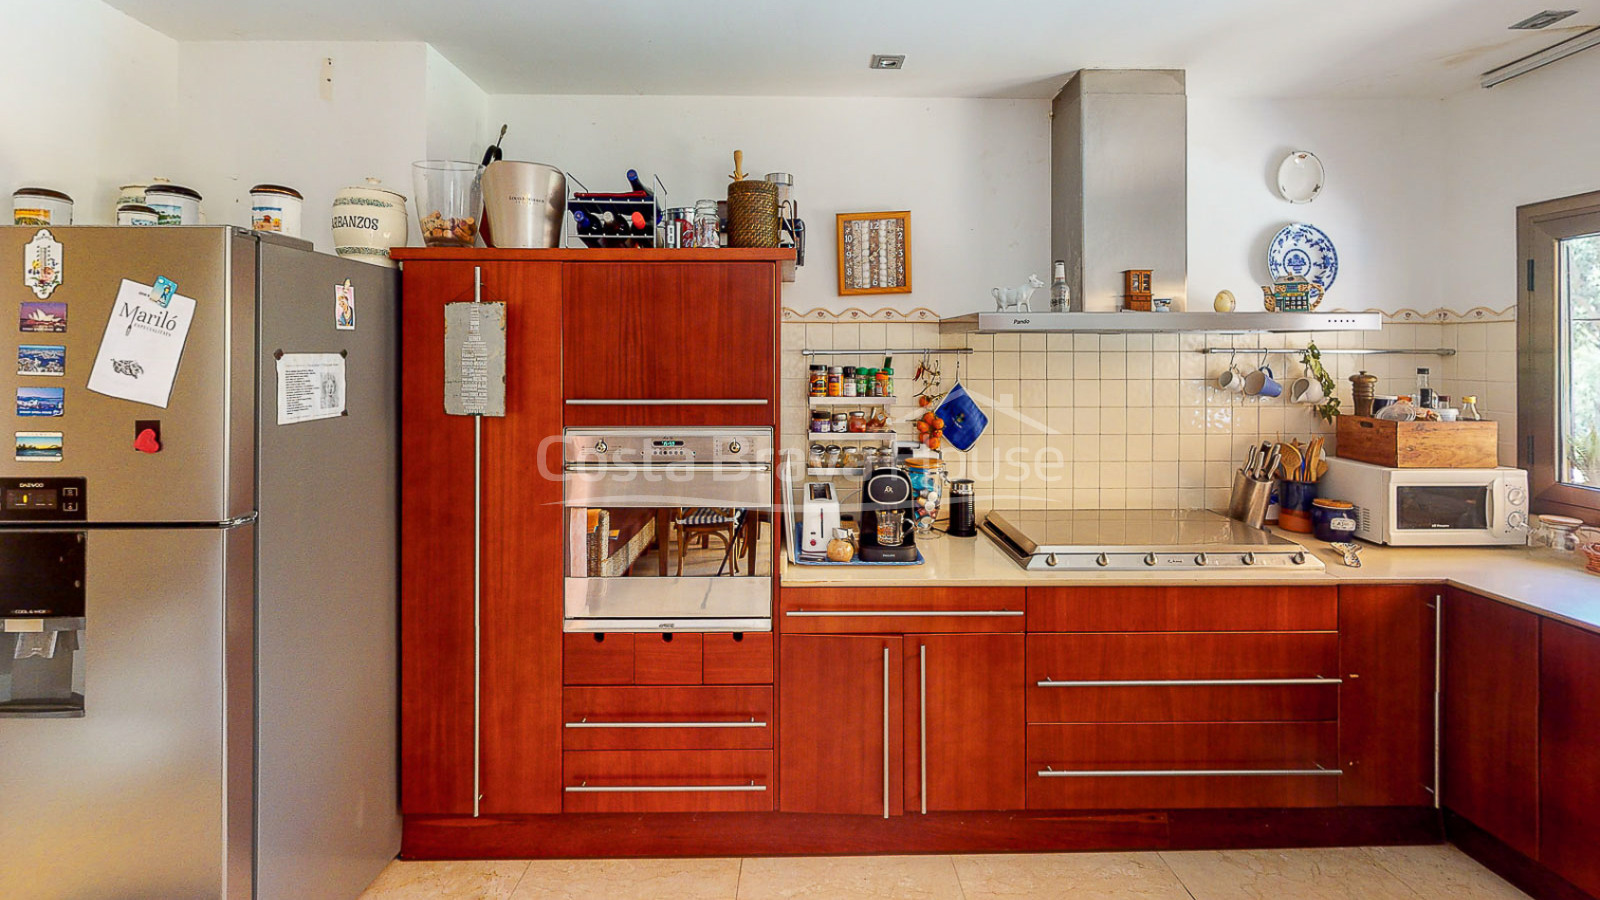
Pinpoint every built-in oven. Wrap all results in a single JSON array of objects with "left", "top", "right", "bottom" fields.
[
  {"left": 563, "top": 427, "right": 773, "bottom": 631},
  {"left": 1319, "top": 457, "right": 1530, "bottom": 546}
]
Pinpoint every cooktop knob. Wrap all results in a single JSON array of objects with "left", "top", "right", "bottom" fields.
[
  {"left": 594, "top": 439, "right": 608, "bottom": 454},
  {"left": 1095, "top": 553, "right": 1109, "bottom": 567},
  {"left": 1194, "top": 553, "right": 1208, "bottom": 567},
  {"left": 1242, "top": 552, "right": 1256, "bottom": 566},
  {"left": 1291, "top": 552, "right": 1307, "bottom": 565},
  {"left": 728, "top": 440, "right": 742, "bottom": 454},
  {"left": 1144, "top": 553, "right": 1157, "bottom": 567},
  {"left": 1045, "top": 553, "right": 1058, "bottom": 567}
]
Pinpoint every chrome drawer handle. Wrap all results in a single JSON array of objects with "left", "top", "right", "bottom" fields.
[
  {"left": 565, "top": 781, "right": 767, "bottom": 793},
  {"left": 787, "top": 610, "right": 1024, "bottom": 618},
  {"left": 1036, "top": 767, "right": 1342, "bottom": 778},
  {"left": 565, "top": 398, "right": 768, "bottom": 406},
  {"left": 1034, "top": 677, "right": 1342, "bottom": 687},
  {"left": 564, "top": 719, "right": 767, "bottom": 729}
]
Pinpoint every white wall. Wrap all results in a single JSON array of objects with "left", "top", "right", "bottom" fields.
[
  {"left": 175, "top": 41, "right": 431, "bottom": 252},
  {"left": 1188, "top": 96, "right": 1450, "bottom": 314},
  {"left": 1442, "top": 48, "right": 1600, "bottom": 313},
  {"left": 487, "top": 94, "right": 1051, "bottom": 316},
  {"left": 0, "top": 0, "right": 180, "bottom": 222},
  {"left": 425, "top": 46, "right": 490, "bottom": 163}
]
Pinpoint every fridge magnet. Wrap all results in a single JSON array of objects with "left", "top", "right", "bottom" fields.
[
  {"left": 86, "top": 279, "right": 197, "bottom": 409},
  {"left": 274, "top": 352, "right": 346, "bottom": 425},
  {"left": 17, "top": 344, "right": 65, "bottom": 376},
  {"left": 16, "top": 386, "right": 64, "bottom": 417},
  {"left": 19, "top": 301, "right": 67, "bottom": 333},
  {"left": 836, "top": 211, "right": 911, "bottom": 296},
  {"left": 151, "top": 276, "right": 177, "bottom": 308},
  {"left": 23, "top": 228, "right": 63, "bottom": 300},
  {"left": 15, "top": 431, "right": 63, "bottom": 462},
  {"left": 335, "top": 279, "right": 356, "bottom": 331}
]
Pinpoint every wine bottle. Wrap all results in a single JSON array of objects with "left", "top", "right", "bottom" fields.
[
  {"left": 626, "top": 169, "right": 653, "bottom": 198},
  {"left": 592, "top": 211, "right": 619, "bottom": 233},
  {"left": 571, "top": 209, "right": 593, "bottom": 232},
  {"left": 628, "top": 211, "right": 649, "bottom": 232}
]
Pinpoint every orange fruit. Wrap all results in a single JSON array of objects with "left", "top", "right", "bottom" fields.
[
  {"left": 915, "top": 421, "right": 930, "bottom": 433},
  {"left": 932, "top": 417, "right": 945, "bottom": 430},
  {"left": 927, "top": 436, "right": 942, "bottom": 450}
]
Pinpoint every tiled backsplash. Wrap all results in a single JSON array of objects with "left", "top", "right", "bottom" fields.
[{"left": 781, "top": 318, "right": 1517, "bottom": 512}]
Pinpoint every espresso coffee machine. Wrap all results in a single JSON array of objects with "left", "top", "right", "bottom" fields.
[{"left": 858, "top": 464, "right": 919, "bottom": 563}]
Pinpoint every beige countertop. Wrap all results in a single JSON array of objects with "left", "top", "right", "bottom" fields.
[{"left": 781, "top": 524, "right": 1600, "bottom": 634}]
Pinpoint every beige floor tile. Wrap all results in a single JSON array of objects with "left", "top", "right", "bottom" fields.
[
  {"left": 952, "top": 852, "right": 1191, "bottom": 899},
  {"left": 1365, "top": 845, "right": 1531, "bottom": 899},
  {"left": 358, "top": 859, "right": 529, "bottom": 899},
  {"left": 1160, "top": 847, "right": 1420, "bottom": 900},
  {"left": 509, "top": 857, "right": 741, "bottom": 900},
  {"left": 736, "top": 855, "right": 965, "bottom": 900}
]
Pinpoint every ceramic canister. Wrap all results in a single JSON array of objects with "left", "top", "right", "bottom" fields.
[
  {"left": 249, "top": 184, "right": 304, "bottom": 237},
  {"left": 332, "top": 177, "right": 408, "bottom": 267},
  {"left": 116, "top": 204, "right": 159, "bottom": 226},
  {"left": 116, "top": 183, "right": 147, "bottom": 208},
  {"left": 12, "top": 188, "right": 73, "bottom": 226},
  {"left": 144, "top": 183, "right": 203, "bottom": 225}
]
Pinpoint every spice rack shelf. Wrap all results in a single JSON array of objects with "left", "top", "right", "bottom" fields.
[
  {"left": 807, "top": 396, "right": 897, "bottom": 407},
  {"left": 806, "top": 432, "right": 899, "bottom": 441},
  {"left": 805, "top": 467, "right": 866, "bottom": 477}
]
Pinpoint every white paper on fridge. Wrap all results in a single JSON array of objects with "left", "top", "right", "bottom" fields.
[
  {"left": 275, "top": 352, "right": 346, "bottom": 425},
  {"left": 86, "top": 279, "right": 197, "bottom": 408}
]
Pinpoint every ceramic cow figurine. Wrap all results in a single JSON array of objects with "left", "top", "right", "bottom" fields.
[{"left": 993, "top": 275, "right": 1044, "bottom": 312}]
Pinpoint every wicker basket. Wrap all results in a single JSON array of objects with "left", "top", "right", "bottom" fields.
[{"left": 727, "top": 180, "right": 779, "bottom": 248}]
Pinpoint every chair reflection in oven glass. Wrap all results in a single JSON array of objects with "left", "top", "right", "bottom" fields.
[{"left": 673, "top": 507, "right": 750, "bottom": 576}]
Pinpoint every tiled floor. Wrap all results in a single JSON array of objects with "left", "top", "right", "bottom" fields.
[{"left": 359, "top": 844, "right": 1530, "bottom": 899}]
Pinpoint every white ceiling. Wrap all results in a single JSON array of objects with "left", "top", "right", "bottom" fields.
[{"left": 104, "top": 0, "right": 1600, "bottom": 98}]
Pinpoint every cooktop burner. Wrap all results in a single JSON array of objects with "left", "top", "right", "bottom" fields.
[{"left": 982, "top": 508, "right": 1323, "bottom": 571}]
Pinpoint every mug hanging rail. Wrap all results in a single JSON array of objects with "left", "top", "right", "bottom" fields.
[
  {"left": 801, "top": 348, "right": 974, "bottom": 357},
  {"left": 1197, "top": 347, "right": 1456, "bottom": 357}
]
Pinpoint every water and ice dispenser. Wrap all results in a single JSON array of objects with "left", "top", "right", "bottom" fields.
[{"left": 0, "top": 480, "right": 87, "bottom": 717}]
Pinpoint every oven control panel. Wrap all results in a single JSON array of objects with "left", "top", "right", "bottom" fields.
[
  {"left": 565, "top": 429, "right": 773, "bottom": 464},
  {"left": 0, "top": 478, "right": 86, "bottom": 521}
]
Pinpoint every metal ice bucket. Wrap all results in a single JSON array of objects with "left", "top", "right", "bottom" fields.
[{"left": 481, "top": 160, "right": 567, "bottom": 248}]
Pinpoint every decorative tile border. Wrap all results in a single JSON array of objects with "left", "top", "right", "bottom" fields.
[{"left": 784, "top": 305, "right": 1518, "bottom": 325}]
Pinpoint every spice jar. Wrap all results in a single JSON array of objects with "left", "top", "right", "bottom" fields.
[
  {"left": 831, "top": 412, "right": 849, "bottom": 433},
  {"left": 842, "top": 366, "right": 857, "bottom": 398},
  {"left": 823, "top": 444, "right": 843, "bottom": 468},
  {"left": 841, "top": 446, "right": 863, "bottom": 468},
  {"left": 847, "top": 410, "right": 868, "bottom": 433},
  {"left": 807, "top": 443, "right": 826, "bottom": 468},
  {"left": 857, "top": 368, "right": 873, "bottom": 397},
  {"left": 811, "top": 411, "right": 831, "bottom": 433},
  {"left": 808, "top": 365, "right": 827, "bottom": 397},
  {"left": 1350, "top": 371, "right": 1378, "bottom": 417},
  {"left": 826, "top": 366, "right": 844, "bottom": 397}
]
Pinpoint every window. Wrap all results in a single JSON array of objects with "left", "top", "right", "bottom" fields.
[{"left": 1518, "top": 192, "right": 1600, "bottom": 519}]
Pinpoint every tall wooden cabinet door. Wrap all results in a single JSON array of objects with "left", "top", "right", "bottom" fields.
[
  {"left": 399, "top": 260, "right": 478, "bottom": 815},
  {"left": 477, "top": 261, "right": 565, "bottom": 814},
  {"left": 1442, "top": 588, "right": 1540, "bottom": 859},
  {"left": 562, "top": 263, "right": 776, "bottom": 425},
  {"left": 779, "top": 635, "right": 904, "bottom": 815},
  {"left": 1338, "top": 585, "right": 1437, "bottom": 806},
  {"left": 1540, "top": 619, "right": 1600, "bottom": 896},
  {"left": 905, "top": 633, "right": 1025, "bottom": 813}
]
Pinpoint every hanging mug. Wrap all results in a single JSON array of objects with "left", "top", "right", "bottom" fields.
[{"left": 1244, "top": 365, "right": 1283, "bottom": 398}]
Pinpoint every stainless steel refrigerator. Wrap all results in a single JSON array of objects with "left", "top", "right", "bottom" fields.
[{"left": 0, "top": 226, "right": 399, "bottom": 899}]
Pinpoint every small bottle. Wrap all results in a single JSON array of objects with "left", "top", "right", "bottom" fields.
[
  {"left": 881, "top": 357, "right": 894, "bottom": 397},
  {"left": 826, "top": 366, "right": 844, "bottom": 397},
  {"left": 1461, "top": 395, "right": 1482, "bottom": 421},
  {"left": 808, "top": 365, "right": 826, "bottom": 398},
  {"left": 1416, "top": 368, "right": 1435, "bottom": 409},
  {"left": 1050, "top": 260, "right": 1070, "bottom": 312},
  {"left": 842, "top": 366, "right": 857, "bottom": 398}
]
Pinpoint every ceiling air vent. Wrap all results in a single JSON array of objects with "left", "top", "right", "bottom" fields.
[
  {"left": 1510, "top": 9, "right": 1577, "bottom": 29},
  {"left": 869, "top": 54, "right": 906, "bottom": 70}
]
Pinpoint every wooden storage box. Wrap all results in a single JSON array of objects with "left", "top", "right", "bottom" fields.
[{"left": 1335, "top": 415, "right": 1499, "bottom": 468}]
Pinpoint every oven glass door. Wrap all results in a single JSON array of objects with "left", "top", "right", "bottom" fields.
[{"left": 1394, "top": 484, "right": 1491, "bottom": 531}]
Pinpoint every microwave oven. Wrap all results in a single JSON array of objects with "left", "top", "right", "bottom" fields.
[{"left": 1318, "top": 457, "right": 1529, "bottom": 546}]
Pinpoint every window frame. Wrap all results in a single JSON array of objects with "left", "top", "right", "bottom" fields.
[{"left": 1517, "top": 190, "right": 1600, "bottom": 521}]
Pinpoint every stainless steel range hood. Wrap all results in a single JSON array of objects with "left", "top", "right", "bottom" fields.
[{"left": 941, "top": 310, "right": 1382, "bottom": 334}]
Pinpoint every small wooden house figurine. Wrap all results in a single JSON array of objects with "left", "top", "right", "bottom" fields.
[{"left": 1123, "top": 269, "right": 1153, "bottom": 311}]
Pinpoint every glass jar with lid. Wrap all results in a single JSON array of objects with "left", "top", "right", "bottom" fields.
[
  {"left": 1530, "top": 514, "right": 1584, "bottom": 560},
  {"left": 693, "top": 200, "right": 720, "bottom": 248}
]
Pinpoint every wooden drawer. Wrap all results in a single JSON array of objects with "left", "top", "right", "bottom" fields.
[
  {"left": 563, "top": 687, "right": 773, "bottom": 750},
  {"left": 1026, "top": 586, "right": 1337, "bottom": 633},
  {"left": 562, "top": 750, "right": 773, "bottom": 813},
  {"left": 634, "top": 632, "right": 703, "bottom": 684},
  {"left": 563, "top": 632, "right": 634, "bottom": 685},
  {"left": 1027, "top": 632, "right": 1340, "bottom": 723},
  {"left": 1027, "top": 722, "right": 1339, "bottom": 809},
  {"left": 780, "top": 587, "right": 1025, "bottom": 634},
  {"left": 703, "top": 632, "right": 773, "bottom": 684}
]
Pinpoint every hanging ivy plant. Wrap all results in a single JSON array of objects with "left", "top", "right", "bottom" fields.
[{"left": 1303, "top": 340, "right": 1341, "bottom": 423}]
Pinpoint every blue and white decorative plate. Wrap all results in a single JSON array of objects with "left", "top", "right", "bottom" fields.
[{"left": 1268, "top": 223, "right": 1338, "bottom": 293}]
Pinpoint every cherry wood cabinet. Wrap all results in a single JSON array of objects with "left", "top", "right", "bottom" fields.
[
  {"left": 1337, "top": 585, "right": 1437, "bottom": 807},
  {"left": 398, "top": 259, "right": 564, "bottom": 816},
  {"left": 1442, "top": 587, "right": 1540, "bottom": 859},
  {"left": 904, "top": 633, "right": 1025, "bottom": 813},
  {"left": 779, "top": 586, "right": 1026, "bottom": 634},
  {"left": 1539, "top": 619, "right": 1600, "bottom": 897},
  {"left": 562, "top": 261, "right": 779, "bottom": 427},
  {"left": 779, "top": 634, "right": 905, "bottom": 816},
  {"left": 1027, "top": 585, "right": 1337, "bottom": 632}
]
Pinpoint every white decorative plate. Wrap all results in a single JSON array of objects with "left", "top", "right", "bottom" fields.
[
  {"left": 1276, "top": 150, "right": 1325, "bottom": 204},
  {"left": 1268, "top": 223, "right": 1338, "bottom": 293}
]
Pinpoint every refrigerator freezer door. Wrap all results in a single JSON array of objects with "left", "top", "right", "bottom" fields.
[
  {"left": 0, "top": 525, "right": 253, "bottom": 899},
  {"left": 0, "top": 226, "right": 255, "bottom": 523},
  {"left": 254, "top": 241, "right": 400, "bottom": 898}
]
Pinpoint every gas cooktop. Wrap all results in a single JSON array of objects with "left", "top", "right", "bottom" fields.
[{"left": 982, "top": 508, "right": 1323, "bottom": 572}]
